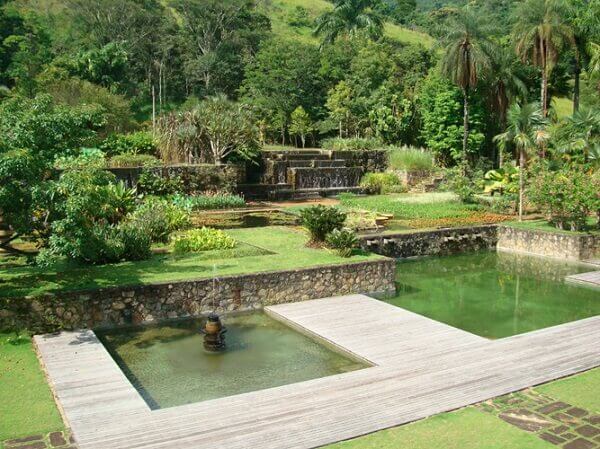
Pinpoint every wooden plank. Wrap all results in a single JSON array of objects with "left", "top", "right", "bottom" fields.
[
  {"left": 566, "top": 270, "right": 600, "bottom": 288},
  {"left": 34, "top": 294, "right": 600, "bottom": 449}
]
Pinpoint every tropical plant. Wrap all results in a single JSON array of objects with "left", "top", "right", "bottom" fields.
[
  {"left": 360, "top": 172, "right": 402, "bottom": 194},
  {"left": 494, "top": 102, "right": 549, "bottom": 220},
  {"left": 483, "top": 166, "right": 520, "bottom": 195},
  {"left": 326, "top": 228, "right": 359, "bottom": 257},
  {"left": 551, "top": 107, "right": 600, "bottom": 164},
  {"left": 137, "top": 170, "right": 184, "bottom": 196},
  {"left": 300, "top": 205, "right": 347, "bottom": 242},
  {"left": 130, "top": 197, "right": 191, "bottom": 243},
  {"left": 100, "top": 132, "right": 158, "bottom": 156},
  {"left": 54, "top": 148, "right": 106, "bottom": 170},
  {"left": 512, "top": 0, "right": 575, "bottom": 117},
  {"left": 172, "top": 227, "right": 236, "bottom": 253},
  {"left": 440, "top": 8, "right": 493, "bottom": 160},
  {"left": 314, "top": 0, "right": 384, "bottom": 47}
]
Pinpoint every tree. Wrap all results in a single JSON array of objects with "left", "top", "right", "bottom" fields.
[
  {"left": 551, "top": 106, "right": 600, "bottom": 163},
  {"left": 440, "top": 8, "right": 492, "bottom": 162},
  {"left": 314, "top": 0, "right": 384, "bottom": 47},
  {"left": 494, "top": 102, "right": 549, "bottom": 221},
  {"left": 290, "top": 106, "right": 314, "bottom": 148},
  {"left": 513, "top": 0, "right": 575, "bottom": 117},
  {"left": 326, "top": 81, "right": 357, "bottom": 137}
]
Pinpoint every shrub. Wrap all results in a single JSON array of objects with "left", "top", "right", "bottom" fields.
[
  {"left": 109, "top": 153, "right": 159, "bottom": 168},
  {"left": 300, "top": 205, "right": 346, "bottom": 242},
  {"left": 528, "top": 167, "right": 600, "bottom": 231},
  {"left": 387, "top": 145, "right": 434, "bottom": 172},
  {"left": 172, "top": 227, "right": 236, "bottom": 253},
  {"left": 321, "top": 137, "right": 382, "bottom": 151},
  {"left": 360, "top": 172, "right": 401, "bottom": 194},
  {"left": 444, "top": 166, "right": 478, "bottom": 203},
  {"left": 137, "top": 169, "right": 183, "bottom": 196},
  {"left": 326, "top": 228, "right": 358, "bottom": 257},
  {"left": 129, "top": 197, "right": 191, "bottom": 243},
  {"left": 483, "top": 166, "right": 519, "bottom": 195},
  {"left": 100, "top": 131, "right": 158, "bottom": 156},
  {"left": 119, "top": 223, "right": 153, "bottom": 261},
  {"left": 54, "top": 148, "right": 106, "bottom": 169},
  {"left": 172, "top": 193, "right": 246, "bottom": 211}
]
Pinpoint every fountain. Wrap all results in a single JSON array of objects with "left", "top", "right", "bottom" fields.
[{"left": 200, "top": 313, "right": 227, "bottom": 352}]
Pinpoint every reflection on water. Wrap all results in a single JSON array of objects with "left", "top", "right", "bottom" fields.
[{"left": 385, "top": 251, "right": 599, "bottom": 339}]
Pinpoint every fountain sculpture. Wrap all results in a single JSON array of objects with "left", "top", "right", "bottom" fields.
[{"left": 200, "top": 313, "right": 227, "bottom": 352}]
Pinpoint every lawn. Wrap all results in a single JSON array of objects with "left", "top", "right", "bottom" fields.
[
  {"left": 536, "top": 367, "right": 600, "bottom": 412},
  {"left": 338, "top": 192, "right": 512, "bottom": 229},
  {"left": 261, "top": 0, "right": 435, "bottom": 48},
  {"left": 0, "top": 226, "right": 382, "bottom": 298},
  {"left": 326, "top": 407, "right": 551, "bottom": 449},
  {"left": 0, "top": 334, "right": 64, "bottom": 443}
]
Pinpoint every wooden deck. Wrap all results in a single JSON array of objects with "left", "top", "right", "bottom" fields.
[
  {"left": 566, "top": 270, "right": 600, "bottom": 288},
  {"left": 35, "top": 294, "right": 600, "bottom": 449}
]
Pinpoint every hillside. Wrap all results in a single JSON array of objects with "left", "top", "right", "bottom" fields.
[{"left": 259, "top": 0, "right": 435, "bottom": 47}]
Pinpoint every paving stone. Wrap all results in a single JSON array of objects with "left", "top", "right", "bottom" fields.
[
  {"left": 6, "top": 442, "right": 47, "bottom": 449},
  {"left": 553, "top": 412, "right": 583, "bottom": 426},
  {"left": 551, "top": 425, "right": 571, "bottom": 435},
  {"left": 540, "top": 432, "right": 566, "bottom": 445},
  {"left": 567, "top": 408, "right": 590, "bottom": 418},
  {"left": 563, "top": 433, "right": 578, "bottom": 440},
  {"left": 563, "top": 438, "right": 595, "bottom": 449},
  {"left": 49, "top": 432, "right": 67, "bottom": 447},
  {"left": 585, "top": 416, "right": 600, "bottom": 426},
  {"left": 576, "top": 426, "right": 600, "bottom": 439},
  {"left": 4, "top": 436, "right": 43, "bottom": 445},
  {"left": 499, "top": 409, "right": 553, "bottom": 432},
  {"left": 539, "top": 402, "right": 571, "bottom": 414}
]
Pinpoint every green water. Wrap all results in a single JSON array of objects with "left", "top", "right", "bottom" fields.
[
  {"left": 97, "top": 312, "right": 367, "bottom": 409},
  {"left": 386, "top": 251, "right": 600, "bottom": 339}
]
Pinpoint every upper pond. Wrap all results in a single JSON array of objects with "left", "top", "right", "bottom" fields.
[
  {"left": 97, "top": 312, "right": 367, "bottom": 409},
  {"left": 386, "top": 250, "right": 600, "bottom": 339}
]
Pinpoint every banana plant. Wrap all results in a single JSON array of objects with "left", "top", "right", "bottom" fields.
[{"left": 483, "top": 166, "right": 519, "bottom": 195}]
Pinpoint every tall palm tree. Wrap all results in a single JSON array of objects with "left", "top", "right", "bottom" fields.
[
  {"left": 314, "top": 0, "right": 384, "bottom": 47},
  {"left": 494, "top": 102, "right": 549, "bottom": 221},
  {"left": 440, "top": 9, "right": 492, "bottom": 161},
  {"left": 512, "top": 0, "right": 575, "bottom": 117},
  {"left": 485, "top": 47, "right": 529, "bottom": 166}
]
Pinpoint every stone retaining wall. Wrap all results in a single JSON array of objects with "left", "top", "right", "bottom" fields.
[
  {"left": 497, "top": 225, "right": 600, "bottom": 261},
  {"left": 359, "top": 225, "right": 498, "bottom": 258},
  {"left": 0, "top": 259, "right": 396, "bottom": 333}
]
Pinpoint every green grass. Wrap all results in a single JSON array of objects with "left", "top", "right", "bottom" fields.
[
  {"left": 388, "top": 145, "right": 435, "bottom": 171},
  {"left": 325, "top": 407, "right": 551, "bottom": 449},
  {"left": 0, "top": 334, "right": 64, "bottom": 443},
  {"left": 260, "top": 0, "right": 434, "bottom": 48},
  {"left": 535, "top": 368, "right": 600, "bottom": 413},
  {"left": 0, "top": 227, "right": 381, "bottom": 298},
  {"left": 504, "top": 218, "right": 600, "bottom": 235}
]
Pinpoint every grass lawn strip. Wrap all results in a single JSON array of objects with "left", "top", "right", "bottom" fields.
[
  {"left": 535, "top": 368, "right": 600, "bottom": 413},
  {"left": 0, "top": 227, "right": 382, "bottom": 298}
]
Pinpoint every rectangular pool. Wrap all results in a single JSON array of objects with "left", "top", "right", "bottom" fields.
[
  {"left": 386, "top": 251, "right": 599, "bottom": 339},
  {"left": 97, "top": 312, "right": 367, "bottom": 409}
]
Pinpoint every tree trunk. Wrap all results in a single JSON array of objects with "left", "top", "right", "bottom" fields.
[
  {"left": 462, "top": 87, "right": 470, "bottom": 163},
  {"left": 573, "top": 59, "right": 581, "bottom": 114},
  {"left": 518, "top": 148, "right": 525, "bottom": 222},
  {"left": 541, "top": 68, "right": 548, "bottom": 118}
]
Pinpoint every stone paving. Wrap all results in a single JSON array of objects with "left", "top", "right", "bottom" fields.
[
  {"left": 2, "top": 430, "right": 77, "bottom": 449},
  {"left": 478, "top": 389, "right": 600, "bottom": 449}
]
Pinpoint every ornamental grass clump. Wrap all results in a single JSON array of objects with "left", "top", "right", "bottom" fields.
[
  {"left": 326, "top": 228, "right": 358, "bottom": 257},
  {"left": 387, "top": 145, "right": 434, "bottom": 171},
  {"left": 173, "top": 193, "right": 246, "bottom": 211},
  {"left": 300, "top": 205, "right": 346, "bottom": 242},
  {"left": 360, "top": 172, "right": 402, "bottom": 194},
  {"left": 172, "top": 227, "right": 236, "bottom": 253}
]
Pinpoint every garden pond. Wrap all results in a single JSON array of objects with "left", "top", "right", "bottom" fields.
[{"left": 386, "top": 250, "right": 600, "bottom": 339}]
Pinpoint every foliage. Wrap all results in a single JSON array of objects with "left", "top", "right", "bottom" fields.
[
  {"left": 300, "top": 205, "right": 347, "bottom": 242},
  {"left": 289, "top": 106, "right": 314, "bottom": 148},
  {"left": 550, "top": 107, "right": 600, "bottom": 165},
  {"left": 172, "top": 227, "right": 237, "bottom": 253},
  {"left": 387, "top": 145, "right": 434, "bottom": 171},
  {"left": 100, "top": 132, "right": 158, "bottom": 157},
  {"left": 129, "top": 197, "right": 191, "bottom": 244},
  {"left": 136, "top": 170, "right": 184, "bottom": 196},
  {"left": 321, "top": 137, "right": 382, "bottom": 151},
  {"left": 172, "top": 194, "right": 246, "bottom": 211},
  {"left": 325, "top": 228, "right": 358, "bottom": 257},
  {"left": 444, "top": 166, "right": 479, "bottom": 203},
  {"left": 528, "top": 166, "right": 600, "bottom": 231},
  {"left": 54, "top": 148, "right": 106, "bottom": 170},
  {"left": 314, "top": 0, "right": 384, "bottom": 47},
  {"left": 360, "top": 172, "right": 402, "bottom": 194},
  {"left": 108, "top": 153, "right": 159, "bottom": 168},
  {"left": 483, "top": 166, "right": 519, "bottom": 194}
]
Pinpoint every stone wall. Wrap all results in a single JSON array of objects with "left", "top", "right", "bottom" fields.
[
  {"left": 330, "top": 150, "right": 387, "bottom": 173},
  {"left": 359, "top": 225, "right": 499, "bottom": 258},
  {"left": 497, "top": 225, "right": 600, "bottom": 261},
  {"left": 0, "top": 259, "right": 396, "bottom": 333},
  {"left": 108, "top": 164, "right": 246, "bottom": 193}
]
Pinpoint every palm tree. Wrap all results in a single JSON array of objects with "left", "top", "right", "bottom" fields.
[
  {"left": 552, "top": 106, "right": 600, "bottom": 162},
  {"left": 440, "top": 9, "right": 492, "bottom": 161},
  {"left": 494, "top": 102, "right": 549, "bottom": 221},
  {"left": 512, "top": 0, "right": 575, "bottom": 117},
  {"left": 314, "top": 0, "right": 384, "bottom": 47},
  {"left": 485, "top": 47, "right": 529, "bottom": 166}
]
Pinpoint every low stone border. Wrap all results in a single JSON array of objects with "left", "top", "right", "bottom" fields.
[
  {"left": 2, "top": 430, "right": 76, "bottom": 449},
  {"left": 359, "top": 225, "right": 498, "bottom": 259},
  {"left": 497, "top": 225, "right": 600, "bottom": 261},
  {"left": 0, "top": 258, "right": 396, "bottom": 333}
]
